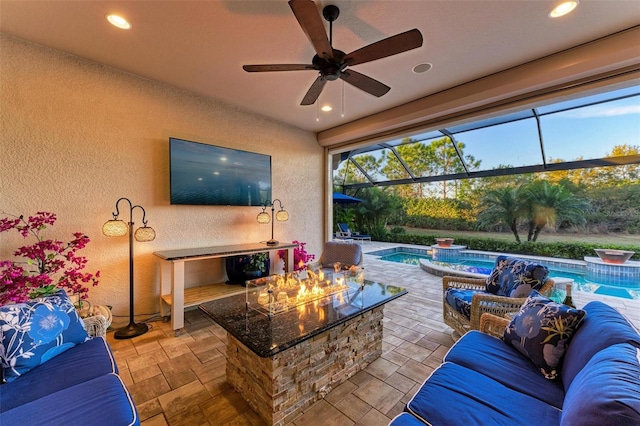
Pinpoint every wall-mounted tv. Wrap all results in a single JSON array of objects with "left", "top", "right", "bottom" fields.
[{"left": 170, "top": 137, "right": 272, "bottom": 206}]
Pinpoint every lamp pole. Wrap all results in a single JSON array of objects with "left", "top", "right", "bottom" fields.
[
  {"left": 103, "top": 197, "right": 155, "bottom": 339},
  {"left": 268, "top": 201, "right": 276, "bottom": 245}
]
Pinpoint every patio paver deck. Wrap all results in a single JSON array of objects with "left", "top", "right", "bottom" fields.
[{"left": 107, "top": 241, "right": 639, "bottom": 425}]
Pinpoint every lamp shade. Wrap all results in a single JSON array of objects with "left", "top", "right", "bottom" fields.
[
  {"left": 134, "top": 226, "right": 156, "bottom": 242},
  {"left": 102, "top": 220, "right": 128, "bottom": 237},
  {"left": 257, "top": 211, "right": 270, "bottom": 224},
  {"left": 275, "top": 209, "right": 289, "bottom": 222}
]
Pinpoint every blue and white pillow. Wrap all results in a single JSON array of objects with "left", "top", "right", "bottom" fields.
[
  {"left": 503, "top": 291, "right": 586, "bottom": 379},
  {"left": 0, "top": 289, "right": 89, "bottom": 382},
  {"left": 485, "top": 255, "right": 549, "bottom": 297}
]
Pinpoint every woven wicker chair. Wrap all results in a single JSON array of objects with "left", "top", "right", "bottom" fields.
[
  {"left": 443, "top": 275, "right": 555, "bottom": 339},
  {"left": 479, "top": 312, "right": 511, "bottom": 338}
]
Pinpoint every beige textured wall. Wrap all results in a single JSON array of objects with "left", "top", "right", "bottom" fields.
[{"left": 0, "top": 35, "right": 323, "bottom": 325}]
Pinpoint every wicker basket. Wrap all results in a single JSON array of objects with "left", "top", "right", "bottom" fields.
[
  {"left": 79, "top": 303, "right": 113, "bottom": 338},
  {"left": 82, "top": 315, "right": 110, "bottom": 338}
]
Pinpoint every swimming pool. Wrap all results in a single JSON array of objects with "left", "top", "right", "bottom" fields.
[{"left": 369, "top": 247, "right": 640, "bottom": 300}]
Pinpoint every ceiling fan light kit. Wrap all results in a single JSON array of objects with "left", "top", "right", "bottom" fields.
[{"left": 243, "top": 0, "right": 423, "bottom": 106}]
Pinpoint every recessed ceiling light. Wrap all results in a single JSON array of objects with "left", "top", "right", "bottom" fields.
[
  {"left": 549, "top": 1, "right": 578, "bottom": 18},
  {"left": 412, "top": 63, "right": 433, "bottom": 74},
  {"left": 106, "top": 14, "right": 131, "bottom": 29},
  {"left": 321, "top": 105, "right": 333, "bottom": 112}
]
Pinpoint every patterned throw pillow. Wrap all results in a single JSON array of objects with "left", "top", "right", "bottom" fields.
[
  {"left": 503, "top": 291, "right": 586, "bottom": 379},
  {"left": 0, "top": 289, "right": 89, "bottom": 382},
  {"left": 485, "top": 256, "right": 549, "bottom": 297}
]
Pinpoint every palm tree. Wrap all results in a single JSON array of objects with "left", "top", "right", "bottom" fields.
[
  {"left": 477, "top": 186, "right": 523, "bottom": 243},
  {"left": 354, "top": 188, "right": 402, "bottom": 239},
  {"left": 521, "top": 180, "right": 589, "bottom": 241}
]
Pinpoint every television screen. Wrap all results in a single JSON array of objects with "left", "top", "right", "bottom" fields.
[{"left": 170, "top": 138, "right": 272, "bottom": 206}]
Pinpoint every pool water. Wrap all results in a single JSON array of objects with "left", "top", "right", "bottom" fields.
[
  {"left": 376, "top": 250, "right": 639, "bottom": 300},
  {"left": 380, "top": 253, "right": 431, "bottom": 265}
]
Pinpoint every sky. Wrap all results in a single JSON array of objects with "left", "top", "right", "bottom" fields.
[{"left": 339, "top": 85, "right": 640, "bottom": 177}]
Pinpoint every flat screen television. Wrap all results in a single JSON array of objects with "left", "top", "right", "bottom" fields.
[{"left": 169, "top": 137, "right": 272, "bottom": 206}]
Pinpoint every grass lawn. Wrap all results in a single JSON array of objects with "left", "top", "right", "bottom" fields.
[{"left": 401, "top": 226, "right": 640, "bottom": 247}]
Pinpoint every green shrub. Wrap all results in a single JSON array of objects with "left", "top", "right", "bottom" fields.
[
  {"left": 390, "top": 226, "right": 406, "bottom": 235},
  {"left": 383, "top": 233, "right": 639, "bottom": 261}
]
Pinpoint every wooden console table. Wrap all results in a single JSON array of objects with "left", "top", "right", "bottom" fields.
[{"left": 153, "top": 242, "right": 296, "bottom": 331}]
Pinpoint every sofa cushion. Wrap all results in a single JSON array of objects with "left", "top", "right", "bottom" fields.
[
  {"left": 0, "top": 337, "right": 117, "bottom": 412},
  {"left": 503, "top": 291, "right": 585, "bottom": 379},
  {"left": 406, "top": 362, "right": 561, "bottom": 425},
  {"left": 444, "top": 330, "right": 565, "bottom": 408},
  {"left": 485, "top": 256, "right": 549, "bottom": 297},
  {"left": 389, "top": 412, "right": 428, "bottom": 426},
  {"left": 443, "top": 287, "right": 485, "bottom": 320},
  {"left": 561, "top": 301, "right": 640, "bottom": 391},
  {"left": 0, "top": 373, "right": 139, "bottom": 426},
  {"left": 561, "top": 343, "right": 640, "bottom": 425},
  {"left": 0, "top": 289, "right": 89, "bottom": 382}
]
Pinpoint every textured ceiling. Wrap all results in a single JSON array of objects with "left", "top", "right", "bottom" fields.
[{"left": 1, "top": 0, "right": 639, "bottom": 133}]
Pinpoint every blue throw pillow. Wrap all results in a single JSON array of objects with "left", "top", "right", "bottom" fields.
[
  {"left": 485, "top": 256, "right": 549, "bottom": 297},
  {"left": 503, "top": 291, "right": 586, "bottom": 379},
  {"left": 0, "top": 289, "right": 89, "bottom": 382}
]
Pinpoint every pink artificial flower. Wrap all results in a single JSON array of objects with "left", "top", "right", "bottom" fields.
[{"left": 0, "top": 211, "right": 100, "bottom": 304}]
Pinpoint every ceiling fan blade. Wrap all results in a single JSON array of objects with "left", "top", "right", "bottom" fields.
[
  {"left": 288, "top": 0, "right": 333, "bottom": 60},
  {"left": 301, "top": 76, "right": 327, "bottom": 105},
  {"left": 345, "top": 29, "right": 423, "bottom": 66},
  {"left": 243, "top": 64, "right": 315, "bottom": 72},
  {"left": 340, "top": 70, "right": 390, "bottom": 97}
]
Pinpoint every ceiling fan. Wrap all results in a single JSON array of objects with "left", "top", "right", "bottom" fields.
[{"left": 242, "top": 0, "right": 423, "bottom": 106}]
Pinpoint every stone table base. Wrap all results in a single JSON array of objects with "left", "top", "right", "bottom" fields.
[{"left": 225, "top": 306, "right": 384, "bottom": 425}]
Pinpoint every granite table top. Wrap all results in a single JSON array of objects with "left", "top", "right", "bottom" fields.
[{"left": 199, "top": 279, "right": 407, "bottom": 358}]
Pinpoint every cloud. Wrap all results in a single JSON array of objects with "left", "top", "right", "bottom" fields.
[{"left": 561, "top": 104, "right": 640, "bottom": 119}]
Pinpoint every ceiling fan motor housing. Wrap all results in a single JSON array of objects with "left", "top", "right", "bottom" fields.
[{"left": 313, "top": 49, "right": 346, "bottom": 80}]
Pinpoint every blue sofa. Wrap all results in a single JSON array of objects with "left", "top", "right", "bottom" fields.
[
  {"left": 0, "top": 291, "right": 139, "bottom": 425},
  {"left": 390, "top": 300, "right": 640, "bottom": 425}
]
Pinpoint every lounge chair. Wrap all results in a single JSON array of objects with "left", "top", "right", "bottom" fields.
[
  {"left": 308, "top": 241, "right": 363, "bottom": 272},
  {"left": 335, "top": 223, "right": 371, "bottom": 242}
]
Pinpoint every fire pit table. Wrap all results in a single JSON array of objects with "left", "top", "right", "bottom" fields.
[{"left": 199, "top": 272, "right": 406, "bottom": 425}]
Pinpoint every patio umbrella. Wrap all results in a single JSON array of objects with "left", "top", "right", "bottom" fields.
[{"left": 333, "top": 192, "right": 363, "bottom": 204}]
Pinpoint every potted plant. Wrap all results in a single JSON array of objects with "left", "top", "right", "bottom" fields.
[{"left": 243, "top": 252, "right": 269, "bottom": 278}]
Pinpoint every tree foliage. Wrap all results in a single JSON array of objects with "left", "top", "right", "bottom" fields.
[
  {"left": 351, "top": 188, "right": 402, "bottom": 240},
  {"left": 333, "top": 142, "right": 639, "bottom": 237}
]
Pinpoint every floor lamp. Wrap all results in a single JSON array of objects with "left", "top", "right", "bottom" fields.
[
  {"left": 102, "top": 197, "right": 156, "bottom": 339},
  {"left": 257, "top": 199, "right": 288, "bottom": 246}
]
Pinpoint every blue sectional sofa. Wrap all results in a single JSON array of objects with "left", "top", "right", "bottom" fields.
[
  {"left": 0, "top": 291, "right": 139, "bottom": 425},
  {"left": 390, "top": 300, "right": 640, "bottom": 425},
  {"left": 0, "top": 337, "right": 138, "bottom": 425}
]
